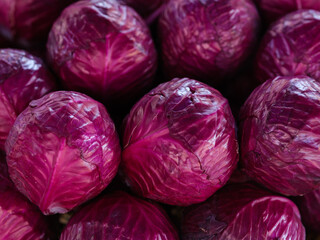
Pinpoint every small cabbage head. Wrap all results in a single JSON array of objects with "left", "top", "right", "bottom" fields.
[
  {"left": 256, "top": 10, "right": 320, "bottom": 83},
  {"left": 5, "top": 91, "right": 121, "bottom": 215},
  {"left": 47, "top": 0, "right": 157, "bottom": 104},
  {"left": 240, "top": 75, "right": 320, "bottom": 195},
  {"left": 181, "top": 183, "right": 305, "bottom": 239},
  {"left": 0, "top": 0, "right": 74, "bottom": 47},
  {"left": 0, "top": 48, "right": 56, "bottom": 150},
  {"left": 60, "top": 191, "right": 179, "bottom": 240},
  {"left": 121, "top": 78, "right": 238, "bottom": 206},
  {"left": 158, "top": 0, "right": 260, "bottom": 84}
]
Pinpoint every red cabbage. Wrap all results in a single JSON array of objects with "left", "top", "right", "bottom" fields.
[
  {"left": 0, "top": 0, "right": 74, "bottom": 48},
  {"left": 121, "top": 78, "right": 238, "bottom": 206},
  {"left": 255, "top": 0, "right": 320, "bottom": 22},
  {"left": 47, "top": 0, "right": 157, "bottom": 103},
  {"left": 0, "top": 159, "right": 51, "bottom": 240},
  {"left": 181, "top": 183, "right": 306, "bottom": 239},
  {"left": 60, "top": 191, "right": 179, "bottom": 239},
  {"left": 240, "top": 75, "right": 320, "bottom": 195},
  {"left": 0, "top": 49, "right": 56, "bottom": 151},
  {"left": 158, "top": 0, "right": 260, "bottom": 84},
  {"left": 256, "top": 9, "right": 320, "bottom": 83},
  {"left": 5, "top": 91, "right": 121, "bottom": 215}
]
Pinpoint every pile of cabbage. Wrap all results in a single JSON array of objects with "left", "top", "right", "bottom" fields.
[{"left": 0, "top": 0, "right": 319, "bottom": 239}]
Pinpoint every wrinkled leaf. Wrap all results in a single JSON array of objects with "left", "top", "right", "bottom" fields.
[
  {"left": 5, "top": 91, "right": 121, "bottom": 215},
  {"left": 60, "top": 191, "right": 179, "bottom": 240},
  {"left": 240, "top": 76, "right": 320, "bottom": 195},
  {"left": 0, "top": 48, "right": 55, "bottom": 150},
  {"left": 182, "top": 183, "right": 305, "bottom": 240},
  {"left": 122, "top": 78, "right": 238, "bottom": 206},
  {"left": 158, "top": 0, "right": 260, "bottom": 83},
  {"left": 47, "top": 0, "right": 157, "bottom": 103},
  {"left": 256, "top": 10, "right": 320, "bottom": 83},
  {"left": 0, "top": 0, "right": 75, "bottom": 47}
]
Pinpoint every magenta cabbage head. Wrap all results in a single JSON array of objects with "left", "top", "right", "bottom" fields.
[
  {"left": 0, "top": 0, "right": 74, "bottom": 47},
  {"left": 295, "top": 188, "right": 320, "bottom": 232},
  {"left": 122, "top": 78, "right": 238, "bottom": 206},
  {"left": 5, "top": 91, "right": 121, "bottom": 215},
  {"left": 256, "top": 10, "right": 320, "bottom": 83},
  {"left": 0, "top": 159, "right": 50, "bottom": 240},
  {"left": 60, "top": 191, "right": 178, "bottom": 239},
  {"left": 158, "top": 0, "right": 259, "bottom": 83},
  {"left": 47, "top": 0, "right": 157, "bottom": 103},
  {"left": 0, "top": 49, "right": 56, "bottom": 151},
  {"left": 181, "top": 183, "right": 306, "bottom": 239},
  {"left": 240, "top": 75, "right": 320, "bottom": 196},
  {"left": 255, "top": 0, "right": 320, "bottom": 22}
]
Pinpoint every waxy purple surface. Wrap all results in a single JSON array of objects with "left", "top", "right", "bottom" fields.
[
  {"left": 0, "top": 159, "right": 50, "bottom": 240},
  {"left": 5, "top": 91, "right": 121, "bottom": 215},
  {"left": 122, "top": 78, "right": 238, "bottom": 206},
  {"left": 0, "top": 0, "right": 74, "bottom": 47},
  {"left": 182, "top": 183, "right": 305, "bottom": 240},
  {"left": 256, "top": 10, "right": 320, "bottom": 83},
  {"left": 60, "top": 191, "right": 179, "bottom": 240},
  {"left": 0, "top": 49, "right": 55, "bottom": 150},
  {"left": 240, "top": 76, "right": 320, "bottom": 195},
  {"left": 255, "top": 0, "right": 320, "bottom": 22},
  {"left": 47, "top": 0, "right": 157, "bottom": 103},
  {"left": 158, "top": 0, "right": 260, "bottom": 83}
]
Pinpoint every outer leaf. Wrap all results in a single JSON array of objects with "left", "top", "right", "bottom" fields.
[
  {"left": 255, "top": 0, "right": 320, "bottom": 22},
  {"left": 158, "top": 0, "right": 260, "bottom": 84},
  {"left": 60, "top": 191, "right": 179, "bottom": 240},
  {"left": 5, "top": 91, "right": 121, "bottom": 215},
  {"left": 181, "top": 183, "right": 306, "bottom": 240},
  {"left": 0, "top": 158, "right": 50, "bottom": 240},
  {"left": 122, "top": 78, "right": 238, "bottom": 206},
  {"left": 47, "top": 0, "right": 157, "bottom": 103},
  {"left": 0, "top": 187, "right": 51, "bottom": 240},
  {"left": 0, "top": 48, "right": 56, "bottom": 150},
  {"left": 0, "top": 0, "right": 75, "bottom": 47},
  {"left": 256, "top": 9, "right": 320, "bottom": 83},
  {"left": 240, "top": 76, "right": 320, "bottom": 195}
]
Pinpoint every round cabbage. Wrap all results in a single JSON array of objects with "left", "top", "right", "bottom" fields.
[
  {"left": 47, "top": 0, "right": 157, "bottom": 103},
  {"left": 0, "top": 159, "right": 50, "bottom": 240},
  {"left": 5, "top": 91, "right": 121, "bottom": 215},
  {"left": 158, "top": 0, "right": 260, "bottom": 84},
  {"left": 256, "top": 10, "right": 320, "bottom": 83},
  {"left": 295, "top": 189, "right": 320, "bottom": 232},
  {"left": 240, "top": 75, "right": 320, "bottom": 195},
  {"left": 181, "top": 183, "right": 306, "bottom": 239},
  {"left": 0, "top": 48, "right": 56, "bottom": 151},
  {"left": 60, "top": 191, "right": 178, "bottom": 239},
  {"left": 255, "top": 0, "right": 320, "bottom": 22},
  {"left": 121, "top": 78, "right": 238, "bottom": 206},
  {"left": 0, "top": 0, "right": 74, "bottom": 48}
]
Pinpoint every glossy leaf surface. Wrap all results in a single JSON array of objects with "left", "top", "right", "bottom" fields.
[
  {"left": 122, "top": 78, "right": 238, "bottom": 206},
  {"left": 5, "top": 91, "right": 121, "bottom": 214},
  {"left": 240, "top": 76, "right": 320, "bottom": 195}
]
